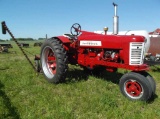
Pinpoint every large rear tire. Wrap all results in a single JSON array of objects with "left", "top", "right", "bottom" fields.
[
  {"left": 40, "top": 38, "right": 68, "bottom": 83},
  {"left": 119, "top": 72, "right": 152, "bottom": 101}
]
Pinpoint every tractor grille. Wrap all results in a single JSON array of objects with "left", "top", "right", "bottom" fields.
[{"left": 129, "top": 42, "right": 145, "bottom": 65}]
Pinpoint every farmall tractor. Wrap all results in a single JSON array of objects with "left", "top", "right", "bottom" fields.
[{"left": 40, "top": 3, "right": 156, "bottom": 101}]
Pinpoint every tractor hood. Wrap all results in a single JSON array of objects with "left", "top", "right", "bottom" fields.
[
  {"left": 78, "top": 32, "right": 145, "bottom": 49},
  {"left": 95, "top": 30, "right": 150, "bottom": 53}
]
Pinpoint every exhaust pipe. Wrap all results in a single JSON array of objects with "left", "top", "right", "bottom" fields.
[{"left": 113, "top": 3, "right": 119, "bottom": 35}]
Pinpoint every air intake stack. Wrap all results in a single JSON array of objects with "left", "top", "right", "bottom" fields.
[{"left": 113, "top": 2, "right": 119, "bottom": 35}]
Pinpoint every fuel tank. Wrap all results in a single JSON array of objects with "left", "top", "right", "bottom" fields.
[{"left": 95, "top": 30, "right": 150, "bottom": 53}]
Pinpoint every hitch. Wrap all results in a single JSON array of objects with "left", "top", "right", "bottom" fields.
[{"left": 34, "top": 55, "right": 41, "bottom": 73}]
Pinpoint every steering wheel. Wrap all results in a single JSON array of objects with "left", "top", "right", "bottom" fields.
[{"left": 70, "top": 23, "right": 81, "bottom": 36}]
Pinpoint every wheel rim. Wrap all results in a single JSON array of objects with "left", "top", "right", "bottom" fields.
[
  {"left": 124, "top": 80, "right": 144, "bottom": 99},
  {"left": 41, "top": 46, "right": 57, "bottom": 79}
]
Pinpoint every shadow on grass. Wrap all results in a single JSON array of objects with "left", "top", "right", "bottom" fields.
[
  {"left": 0, "top": 66, "right": 10, "bottom": 70},
  {"left": 144, "top": 61, "right": 160, "bottom": 72},
  {"left": 66, "top": 68, "right": 123, "bottom": 85},
  {"left": 0, "top": 81, "right": 20, "bottom": 119},
  {"left": 92, "top": 69, "right": 124, "bottom": 84},
  {"left": 66, "top": 68, "right": 89, "bottom": 83},
  {"left": 147, "top": 94, "right": 158, "bottom": 104},
  {"left": 150, "top": 65, "right": 160, "bottom": 72},
  {"left": 66, "top": 68, "right": 158, "bottom": 102}
]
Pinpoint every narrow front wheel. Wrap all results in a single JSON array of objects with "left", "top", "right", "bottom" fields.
[{"left": 119, "top": 72, "right": 152, "bottom": 101}]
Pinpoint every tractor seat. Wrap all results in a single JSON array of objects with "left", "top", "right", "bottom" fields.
[{"left": 63, "top": 34, "right": 75, "bottom": 39}]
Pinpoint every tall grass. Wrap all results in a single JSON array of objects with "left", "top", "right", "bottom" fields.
[{"left": 0, "top": 41, "right": 160, "bottom": 119}]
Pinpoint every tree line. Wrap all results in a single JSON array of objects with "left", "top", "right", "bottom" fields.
[
  {"left": 0, "top": 38, "right": 46, "bottom": 41},
  {"left": 10, "top": 38, "right": 46, "bottom": 41}
]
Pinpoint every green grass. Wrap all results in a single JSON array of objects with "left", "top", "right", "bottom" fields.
[{"left": 0, "top": 41, "right": 160, "bottom": 119}]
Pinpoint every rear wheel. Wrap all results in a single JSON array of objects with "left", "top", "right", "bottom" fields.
[
  {"left": 40, "top": 38, "right": 68, "bottom": 83},
  {"left": 119, "top": 72, "right": 152, "bottom": 101}
]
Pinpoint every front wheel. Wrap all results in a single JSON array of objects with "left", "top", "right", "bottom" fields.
[
  {"left": 119, "top": 72, "right": 153, "bottom": 101},
  {"left": 40, "top": 38, "right": 68, "bottom": 83},
  {"left": 138, "top": 71, "right": 156, "bottom": 97}
]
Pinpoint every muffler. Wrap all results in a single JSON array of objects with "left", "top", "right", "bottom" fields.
[{"left": 113, "top": 3, "right": 119, "bottom": 35}]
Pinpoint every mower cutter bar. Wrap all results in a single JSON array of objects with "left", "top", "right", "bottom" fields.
[{"left": 1, "top": 21, "right": 37, "bottom": 72}]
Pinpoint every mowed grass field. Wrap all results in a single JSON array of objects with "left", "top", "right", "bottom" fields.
[{"left": 0, "top": 41, "right": 160, "bottom": 119}]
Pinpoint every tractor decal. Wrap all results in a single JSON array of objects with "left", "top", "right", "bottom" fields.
[{"left": 80, "top": 41, "right": 102, "bottom": 46}]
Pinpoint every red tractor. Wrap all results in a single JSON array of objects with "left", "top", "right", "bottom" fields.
[{"left": 40, "top": 3, "right": 156, "bottom": 101}]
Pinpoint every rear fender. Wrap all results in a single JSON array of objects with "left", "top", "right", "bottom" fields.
[
  {"left": 52, "top": 36, "right": 71, "bottom": 51},
  {"left": 53, "top": 36, "right": 71, "bottom": 43}
]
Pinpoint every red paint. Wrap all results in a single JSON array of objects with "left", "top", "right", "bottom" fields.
[
  {"left": 47, "top": 50, "right": 57, "bottom": 74},
  {"left": 54, "top": 30, "right": 148, "bottom": 72},
  {"left": 126, "top": 81, "right": 142, "bottom": 97}
]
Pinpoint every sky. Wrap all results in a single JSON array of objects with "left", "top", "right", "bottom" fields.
[{"left": 0, "top": 0, "right": 160, "bottom": 40}]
